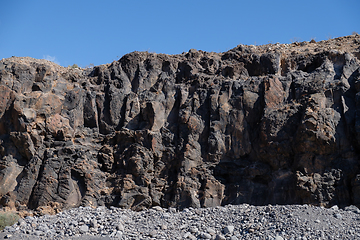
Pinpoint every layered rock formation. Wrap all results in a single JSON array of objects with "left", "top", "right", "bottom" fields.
[{"left": 1, "top": 35, "right": 360, "bottom": 212}]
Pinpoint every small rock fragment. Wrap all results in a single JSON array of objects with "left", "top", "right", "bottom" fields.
[
  {"left": 183, "top": 232, "right": 196, "bottom": 239},
  {"left": 345, "top": 205, "right": 360, "bottom": 214},
  {"left": 206, "top": 227, "right": 216, "bottom": 235},
  {"left": 183, "top": 232, "right": 191, "bottom": 238},
  {"left": 90, "top": 219, "right": 98, "bottom": 228},
  {"left": 215, "top": 234, "right": 226, "bottom": 240},
  {"left": 149, "top": 230, "right": 157, "bottom": 237},
  {"left": 223, "top": 225, "right": 234, "bottom": 234},
  {"left": 152, "top": 206, "right": 164, "bottom": 212},
  {"left": 200, "top": 232, "right": 212, "bottom": 239},
  {"left": 331, "top": 205, "right": 339, "bottom": 211},
  {"left": 17, "top": 219, "right": 26, "bottom": 226},
  {"left": 79, "top": 225, "right": 89, "bottom": 233},
  {"left": 189, "top": 226, "right": 198, "bottom": 233},
  {"left": 168, "top": 207, "right": 177, "bottom": 213},
  {"left": 114, "top": 231, "right": 123, "bottom": 238},
  {"left": 116, "top": 222, "right": 124, "bottom": 231}
]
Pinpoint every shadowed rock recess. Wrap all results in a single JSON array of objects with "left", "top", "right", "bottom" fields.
[{"left": 1, "top": 35, "right": 360, "bottom": 212}]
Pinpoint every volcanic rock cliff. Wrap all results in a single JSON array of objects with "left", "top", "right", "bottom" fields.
[{"left": 1, "top": 35, "right": 360, "bottom": 213}]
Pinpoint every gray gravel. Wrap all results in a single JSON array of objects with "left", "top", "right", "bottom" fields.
[{"left": 2, "top": 204, "right": 360, "bottom": 239}]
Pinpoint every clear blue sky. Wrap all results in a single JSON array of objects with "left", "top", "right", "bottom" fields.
[{"left": 1, "top": 0, "right": 359, "bottom": 67}]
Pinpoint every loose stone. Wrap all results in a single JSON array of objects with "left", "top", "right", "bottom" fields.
[
  {"left": 200, "top": 232, "right": 212, "bottom": 239},
  {"left": 331, "top": 205, "right": 339, "bottom": 211},
  {"left": 189, "top": 226, "right": 198, "bottom": 233},
  {"left": 149, "top": 230, "right": 157, "bottom": 237},
  {"left": 223, "top": 225, "right": 235, "bottom": 234},
  {"left": 183, "top": 232, "right": 191, "bottom": 238},
  {"left": 90, "top": 219, "right": 98, "bottom": 228},
  {"left": 206, "top": 227, "right": 216, "bottom": 235},
  {"left": 79, "top": 225, "right": 89, "bottom": 233},
  {"left": 116, "top": 222, "right": 124, "bottom": 231},
  {"left": 215, "top": 234, "right": 226, "bottom": 240}
]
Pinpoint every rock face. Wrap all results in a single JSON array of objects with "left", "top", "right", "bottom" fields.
[{"left": 1, "top": 35, "right": 360, "bottom": 212}]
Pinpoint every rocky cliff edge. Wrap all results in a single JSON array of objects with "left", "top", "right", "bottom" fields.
[{"left": 1, "top": 35, "right": 360, "bottom": 214}]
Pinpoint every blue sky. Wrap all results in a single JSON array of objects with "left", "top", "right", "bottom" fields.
[{"left": 1, "top": 0, "right": 359, "bottom": 67}]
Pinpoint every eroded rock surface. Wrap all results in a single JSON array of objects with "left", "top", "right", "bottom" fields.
[{"left": 1, "top": 35, "right": 360, "bottom": 212}]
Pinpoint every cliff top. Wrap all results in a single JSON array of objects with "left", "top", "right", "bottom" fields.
[{"left": 2, "top": 34, "right": 360, "bottom": 69}]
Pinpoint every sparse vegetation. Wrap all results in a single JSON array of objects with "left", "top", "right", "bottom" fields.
[
  {"left": 69, "top": 64, "right": 79, "bottom": 69},
  {"left": 85, "top": 63, "right": 94, "bottom": 68},
  {"left": 290, "top": 37, "right": 301, "bottom": 43},
  {"left": 0, "top": 212, "right": 19, "bottom": 231}
]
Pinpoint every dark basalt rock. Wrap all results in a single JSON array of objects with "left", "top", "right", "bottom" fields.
[{"left": 1, "top": 35, "right": 360, "bottom": 212}]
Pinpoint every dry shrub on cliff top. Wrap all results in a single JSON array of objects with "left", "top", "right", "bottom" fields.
[{"left": 0, "top": 212, "right": 19, "bottom": 230}]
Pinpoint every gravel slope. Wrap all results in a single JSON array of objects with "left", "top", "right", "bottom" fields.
[{"left": 1, "top": 204, "right": 360, "bottom": 239}]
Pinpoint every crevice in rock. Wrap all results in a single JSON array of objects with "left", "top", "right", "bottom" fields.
[
  {"left": 297, "top": 54, "right": 324, "bottom": 73},
  {"left": 131, "top": 66, "right": 140, "bottom": 93},
  {"left": 68, "top": 169, "right": 86, "bottom": 207},
  {"left": 280, "top": 57, "right": 289, "bottom": 76},
  {"left": 28, "top": 154, "right": 47, "bottom": 209}
]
